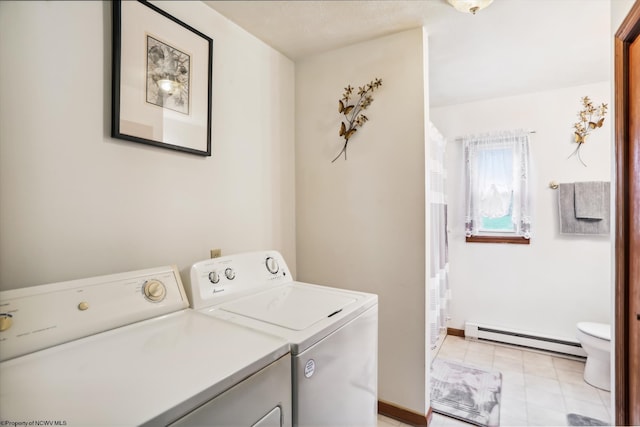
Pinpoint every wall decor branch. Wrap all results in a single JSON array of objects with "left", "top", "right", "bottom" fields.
[
  {"left": 569, "top": 96, "right": 608, "bottom": 166},
  {"left": 332, "top": 78, "right": 383, "bottom": 163}
]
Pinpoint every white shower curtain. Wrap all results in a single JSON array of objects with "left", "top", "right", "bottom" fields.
[{"left": 428, "top": 122, "right": 451, "bottom": 350}]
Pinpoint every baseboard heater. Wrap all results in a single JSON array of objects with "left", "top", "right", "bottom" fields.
[{"left": 464, "top": 322, "right": 587, "bottom": 358}]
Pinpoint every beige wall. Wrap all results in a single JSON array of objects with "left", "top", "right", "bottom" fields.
[
  {"left": 295, "top": 27, "right": 429, "bottom": 414},
  {"left": 0, "top": 1, "right": 296, "bottom": 288}
]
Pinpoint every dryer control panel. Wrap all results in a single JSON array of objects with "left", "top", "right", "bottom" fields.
[
  {"left": 0, "top": 265, "right": 188, "bottom": 362},
  {"left": 186, "top": 251, "right": 292, "bottom": 309}
]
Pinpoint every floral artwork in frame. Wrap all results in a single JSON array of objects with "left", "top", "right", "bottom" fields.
[
  {"left": 112, "top": 0, "right": 213, "bottom": 156},
  {"left": 145, "top": 35, "right": 191, "bottom": 115}
]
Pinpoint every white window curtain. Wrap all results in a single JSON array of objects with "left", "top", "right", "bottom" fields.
[
  {"left": 428, "top": 122, "right": 450, "bottom": 350},
  {"left": 463, "top": 130, "right": 531, "bottom": 238}
]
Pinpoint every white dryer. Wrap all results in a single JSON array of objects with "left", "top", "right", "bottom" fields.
[
  {"left": 0, "top": 265, "right": 291, "bottom": 426},
  {"left": 184, "top": 250, "right": 378, "bottom": 427}
]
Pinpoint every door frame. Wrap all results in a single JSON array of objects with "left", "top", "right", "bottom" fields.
[{"left": 614, "top": 2, "right": 640, "bottom": 425}]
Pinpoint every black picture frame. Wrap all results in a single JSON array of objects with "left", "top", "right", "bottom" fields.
[{"left": 112, "top": 0, "right": 213, "bottom": 156}]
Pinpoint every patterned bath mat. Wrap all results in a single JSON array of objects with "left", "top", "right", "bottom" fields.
[
  {"left": 431, "top": 359, "right": 502, "bottom": 427},
  {"left": 567, "top": 413, "right": 609, "bottom": 426}
]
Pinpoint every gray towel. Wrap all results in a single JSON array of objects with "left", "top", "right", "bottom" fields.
[
  {"left": 574, "top": 181, "right": 605, "bottom": 219},
  {"left": 558, "top": 182, "right": 610, "bottom": 235}
]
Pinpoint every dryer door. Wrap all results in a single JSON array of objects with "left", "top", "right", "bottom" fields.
[
  {"left": 253, "top": 407, "right": 282, "bottom": 427},
  {"left": 169, "top": 354, "right": 292, "bottom": 427}
]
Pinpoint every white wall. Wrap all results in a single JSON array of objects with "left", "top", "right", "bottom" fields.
[
  {"left": 0, "top": 1, "right": 296, "bottom": 289},
  {"left": 431, "top": 81, "right": 611, "bottom": 340},
  {"left": 295, "top": 28, "right": 428, "bottom": 414},
  {"left": 611, "top": 0, "right": 636, "bottom": 31}
]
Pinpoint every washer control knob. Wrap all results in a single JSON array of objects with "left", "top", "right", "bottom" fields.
[
  {"left": 0, "top": 314, "right": 13, "bottom": 332},
  {"left": 224, "top": 267, "right": 236, "bottom": 280},
  {"left": 265, "top": 257, "right": 279, "bottom": 274},
  {"left": 143, "top": 280, "right": 166, "bottom": 302},
  {"left": 208, "top": 271, "right": 220, "bottom": 284}
]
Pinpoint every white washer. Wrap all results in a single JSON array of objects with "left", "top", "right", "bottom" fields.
[
  {"left": 0, "top": 265, "right": 291, "bottom": 426},
  {"left": 185, "top": 250, "right": 378, "bottom": 427}
]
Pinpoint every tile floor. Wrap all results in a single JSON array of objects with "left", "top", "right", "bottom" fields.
[{"left": 378, "top": 335, "right": 612, "bottom": 427}]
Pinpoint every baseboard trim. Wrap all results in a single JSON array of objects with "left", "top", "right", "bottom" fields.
[
  {"left": 447, "top": 327, "right": 465, "bottom": 337},
  {"left": 378, "top": 400, "right": 429, "bottom": 426}
]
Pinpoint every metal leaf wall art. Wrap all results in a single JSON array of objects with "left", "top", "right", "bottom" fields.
[
  {"left": 570, "top": 96, "right": 608, "bottom": 166},
  {"left": 332, "top": 78, "right": 383, "bottom": 163}
]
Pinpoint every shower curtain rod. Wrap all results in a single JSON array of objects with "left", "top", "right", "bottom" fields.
[{"left": 454, "top": 130, "right": 536, "bottom": 141}]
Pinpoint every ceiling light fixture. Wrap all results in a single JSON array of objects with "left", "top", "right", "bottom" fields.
[{"left": 447, "top": 0, "right": 494, "bottom": 15}]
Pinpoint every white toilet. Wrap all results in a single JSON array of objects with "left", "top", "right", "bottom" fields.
[{"left": 576, "top": 322, "right": 611, "bottom": 391}]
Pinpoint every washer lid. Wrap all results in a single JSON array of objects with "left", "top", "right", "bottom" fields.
[
  {"left": 577, "top": 322, "right": 610, "bottom": 340},
  {"left": 220, "top": 286, "right": 357, "bottom": 330}
]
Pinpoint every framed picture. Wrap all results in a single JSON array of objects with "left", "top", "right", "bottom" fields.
[{"left": 112, "top": 0, "right": 213, "bottom": 156}]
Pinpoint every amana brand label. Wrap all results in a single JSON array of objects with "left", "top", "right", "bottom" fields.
[{"left": 304, "top": 359, "right": 315, "bottom": 378}]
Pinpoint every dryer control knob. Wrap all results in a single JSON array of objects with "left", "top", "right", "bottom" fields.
[
  {"left": 0, "top": 314, "right": 13, "bottom": 332},
  {"left": 265, "top": 257, "right": 279, "bottom": 274},
  {"left": 208, "top": 271, "right": 220, "bottom": 284},
  {"left": 143, "top": 280, "right": 166, "bottom": 302},
  {"left": 225, "top": 268, "right": 236, "bottom": 280}
]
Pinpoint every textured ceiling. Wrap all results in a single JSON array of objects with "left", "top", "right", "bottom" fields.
[{"left": 204, "top": 0, "right": 611, "bottom": 107}]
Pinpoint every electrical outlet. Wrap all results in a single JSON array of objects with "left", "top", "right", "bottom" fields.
[{"left": 210, "top": 248, "right": 222, "bottom": 259}]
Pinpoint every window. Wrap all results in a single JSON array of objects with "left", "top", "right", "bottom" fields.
[{"left": 463, "top": 130, "right": 531, "bottom": 243}]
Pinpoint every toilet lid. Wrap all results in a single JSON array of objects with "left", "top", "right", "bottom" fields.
[{"left": 577, "top": 322, "right": 610, "bottom": 340}]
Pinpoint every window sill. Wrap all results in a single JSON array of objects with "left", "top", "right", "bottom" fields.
[{"left": 465, "top": 235, "right": 530, "bottom": 244}]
